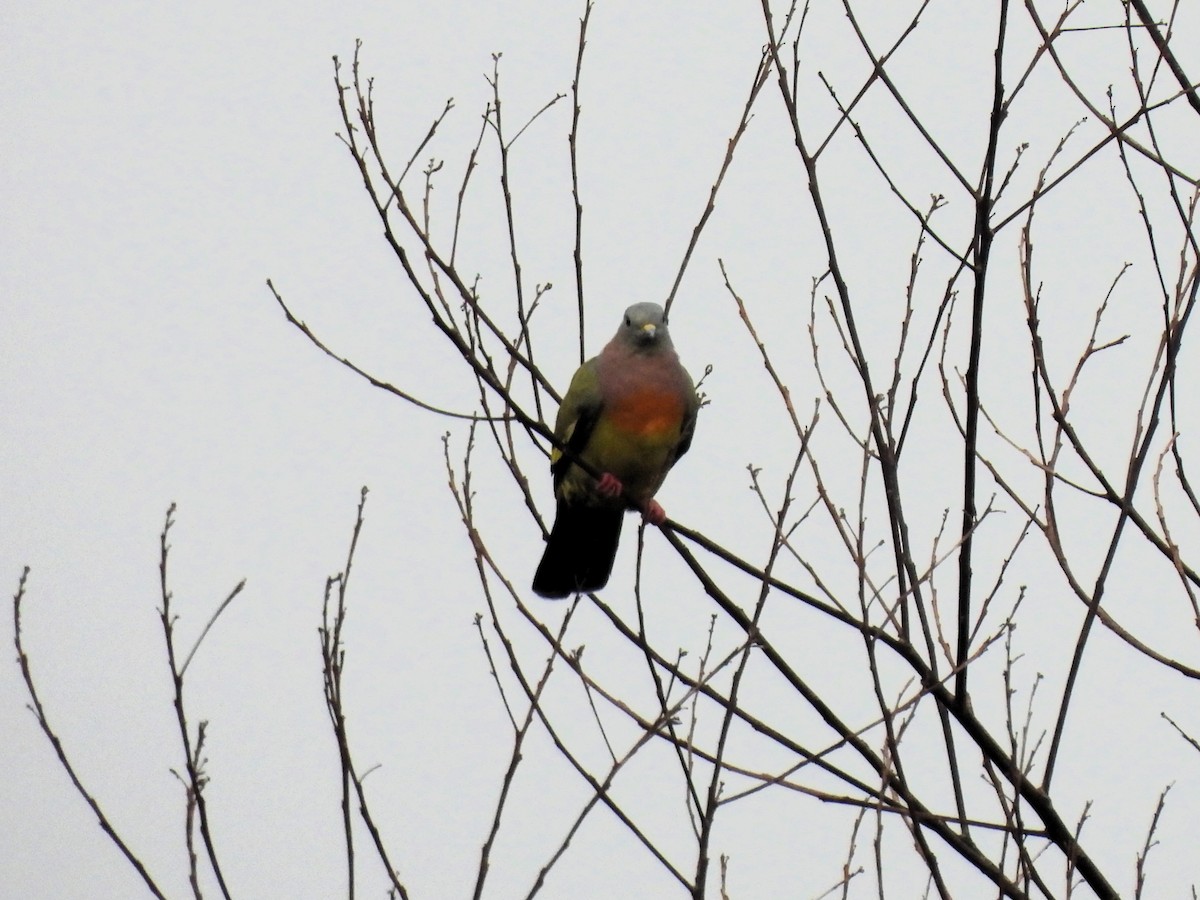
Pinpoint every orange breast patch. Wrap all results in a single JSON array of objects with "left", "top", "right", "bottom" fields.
[{"left": 608, "top": 388, "right": 685, "bottom": 436}]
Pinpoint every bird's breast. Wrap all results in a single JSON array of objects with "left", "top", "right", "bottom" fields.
[{"left": 607, "top": 387, "right": 685, "bottom": 437}]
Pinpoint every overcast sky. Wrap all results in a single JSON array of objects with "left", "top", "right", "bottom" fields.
[{"left": 4, "top": 2, "right": 1200, "bottom": 898}]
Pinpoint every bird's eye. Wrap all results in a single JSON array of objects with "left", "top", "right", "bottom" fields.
[{"left": 625, "top": 316, "right": 631, "bottom": 326}]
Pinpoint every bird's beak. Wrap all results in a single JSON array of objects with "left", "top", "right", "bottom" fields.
[{"left": 641, "top": 323, "right": 657, "bottom": 338}]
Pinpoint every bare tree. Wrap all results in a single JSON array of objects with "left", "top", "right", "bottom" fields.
[{"left": 14, "top": 1, "right": 1200, "bottom": 897}]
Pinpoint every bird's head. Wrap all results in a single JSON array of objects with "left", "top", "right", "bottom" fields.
[{"left": 619, "top": 302, "right": 671, "bottom": 350}]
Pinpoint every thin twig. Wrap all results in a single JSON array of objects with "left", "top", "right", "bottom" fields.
[{"left": 13, "top": 568, "right": 169, "bottom": 900}]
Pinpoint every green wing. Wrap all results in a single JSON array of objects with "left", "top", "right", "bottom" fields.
[{"left": 550, "top": 358, "right": 603, "bottom": 489}]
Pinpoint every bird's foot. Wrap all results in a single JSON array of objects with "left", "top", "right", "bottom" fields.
[
  {"left": 643, "top": 499, "right": 666, "bottom": 526},
  {"left": 596, "top": 472, "right": 623, "bottom": 498}
]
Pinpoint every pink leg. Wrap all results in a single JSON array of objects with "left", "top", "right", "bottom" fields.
[
  {"left": 643, "top": 499, "right": 666, "bottom": 526},
  {"left": 596, "top": 472, "right": 623, "bottom": 498}
]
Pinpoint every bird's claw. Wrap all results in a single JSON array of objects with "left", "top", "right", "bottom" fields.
[
  {"left": 596, "top": 472, "right": 623, "bottom": 498},
  {"left": 643, "top": 499, "right": 666, "bottom": 526}
]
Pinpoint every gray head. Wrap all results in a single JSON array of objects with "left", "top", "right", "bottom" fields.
[{"left": 615, "top": 302, "right": 672, "bottom": 350}]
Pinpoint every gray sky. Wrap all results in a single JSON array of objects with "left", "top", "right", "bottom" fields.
[{"left": 4, "top": 1, "right": 1200, "bottom": 897}]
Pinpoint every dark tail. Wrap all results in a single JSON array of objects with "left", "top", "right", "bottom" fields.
[{"left": 532, "top": 501, "right": 624, "bottom": 599}]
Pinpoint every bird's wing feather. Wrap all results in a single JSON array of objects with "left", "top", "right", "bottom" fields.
[
  {"left": 669, "top": 371, "right": 699, "bottom": 464},
  {"left": 550, "top": 358, "right": 603, "bottom": 487}
]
